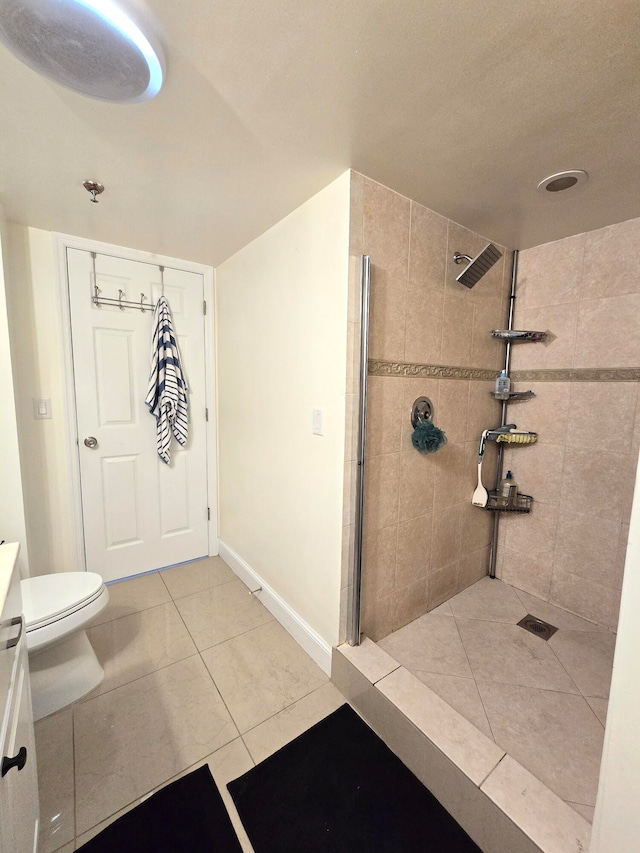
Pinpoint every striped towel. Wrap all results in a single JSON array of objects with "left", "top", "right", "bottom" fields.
[{"left": 145, "top": 296, "right": 189, "bottom": 464}]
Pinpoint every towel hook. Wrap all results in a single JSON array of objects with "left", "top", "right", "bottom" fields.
[{"left": 159, "top": 265, "right": 165, "bottom": 297}]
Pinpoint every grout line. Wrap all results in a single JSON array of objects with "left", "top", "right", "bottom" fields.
[
  {"left": 450, "top": 612, "right": 498, "bottom": 743},
  {"left": 478, "top": 751, "right": 508, "bottom": 789}
]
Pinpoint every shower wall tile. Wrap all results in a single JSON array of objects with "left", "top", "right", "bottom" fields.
[
  {"left": 440, "top": 288, "right": 475, "bottom": 366},
  {"left": 458, "top": 546, "right": 491, "bottom": 591},
  {"left": 408, "top": 202, "right": 448, "bottom": 288},
  {"left": 398, "top": 450, "right": 436, "bottom": 522},
  {"left": 431, "top": 503, "right": 463, "bottom": 570},
  {"left": 368, "top": 268, "right": 407, "bottom": 361},
  {"left": 396, "top": 514, "right": 432, "bottom": 588},
  {"left": 363, "top": 452, "right": 400, "bottom": 530},
  {"left": 433, "top": 441, "right": 468, "bottom": 508},
  {"left": 498, "top": 215, "right": 640, "bottom": 630},
  {"left": 394, "top": 578, "right": 429, "bottom": 629},
  {"left": 497, "top": 548, "right": 553, "bottom": 602},
  {"left": 459, "top": 502, "right": 493, "bottom": 554},
  {"left": 574, "top": 293, "right": 640, "bottom": 368},
  {"left": 549, "top": 570, "right": 616, "bottom": 628},
  {"left": 352, "top": 173, "right": 512, "bottom": 641},
  {"left": 403, "top": 281, "right": 444, "bottom": 364},
  {"left": 503, "top": 441, "right": 566, "bottom": 507},
  {"left": 365, "top": 375, "right": 404, "bottom": 457},
  {"left": 553, "top": 510, "right": 621, "bottom": 585},
  {"left": 437, "top": 379, "right": 470, "bottom": 444},
  {"left": 361, "top": 592, "right": 395, "bottom": 641},
  {"left": 427, "top": 562, "right": 461, "bottom": 610},
  {"left": 560, "top": 447, "right": 634, "bottom": 522},
  {"left": 510, "top": 302, "right": 579, "bottom": 370},
  {"left": 471, "top": 296, "right": 504, "bottom": 369},
  {"left": 581, "top": 217, "right": 640, "bottom": 301},
  {"left": 466, "top": 380, "right": 501, "bottom": 442},
  {"left": 361, "top": 524, "right": 397, "bottom": 600},
  {"left": 516, "top": 233, "right": 585, "bottom": 310},
  {"left": 567, "top": 382, "right": 638, "bottom": 453},
  {"left": 503, "top": 501, "right": 559, "bottom": 566},
  {"left": 510, "top": 381, "right": 571, "bottom": 445},
  {"left": 363, "top": 178, "right": 410, "bottom": 277}
]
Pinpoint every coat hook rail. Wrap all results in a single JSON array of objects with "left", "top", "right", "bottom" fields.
[{"left": 92, "top": 293, "right": 156, "bottom": 312}]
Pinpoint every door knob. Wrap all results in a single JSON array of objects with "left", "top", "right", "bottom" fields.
[{"left": 84, "top": 436, "right": 98, "bottom": 448}]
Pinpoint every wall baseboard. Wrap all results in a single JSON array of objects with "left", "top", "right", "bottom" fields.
[{"left": 218, "top": 541, "right": 332, "bottom": 675}]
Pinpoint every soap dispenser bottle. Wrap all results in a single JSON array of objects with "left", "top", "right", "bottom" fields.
[
  {"left": 495, "top": 370, "right": 511, "bottom": 400},
  {"left": 499, "top": 470, "right": 518, "bottom": 507}
]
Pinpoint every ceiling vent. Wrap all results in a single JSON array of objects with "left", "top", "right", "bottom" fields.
[{"left": 536, "top": 170, "right": 588, "bottom": 193}]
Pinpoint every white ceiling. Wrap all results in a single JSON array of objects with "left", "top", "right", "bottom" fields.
[{"left": 1, "top": 0, "right": 639, "bottom": 267}]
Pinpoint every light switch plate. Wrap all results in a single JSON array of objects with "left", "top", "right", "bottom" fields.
[
  {"left": 33, "top": 398, "right": 51, "bottom": 419},
  {"left": 312, "top": 408, "right": 323, "bottom": 436}
]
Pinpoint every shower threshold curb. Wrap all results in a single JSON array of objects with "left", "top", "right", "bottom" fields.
[{"left": 332, "top": 639, "right": 590, "bottom": 853}]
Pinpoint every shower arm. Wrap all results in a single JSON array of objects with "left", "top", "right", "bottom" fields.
[{"left": 453, "top": 253, "right": 473, "bottom": 264}]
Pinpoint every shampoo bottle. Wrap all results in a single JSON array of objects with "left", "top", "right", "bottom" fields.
[
  {"left": 495, "top": 370, "right": 511, "bottom": 400},
  {"left": 499, "top": 470, "right": 518, "bottom": 507}
]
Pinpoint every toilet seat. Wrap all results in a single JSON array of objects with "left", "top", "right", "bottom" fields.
[{"left": 22, "top": 573, "right": 109, "bottom": 653}]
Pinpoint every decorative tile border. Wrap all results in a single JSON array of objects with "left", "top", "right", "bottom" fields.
[
  {"left": 369, "top": 361, "right": 640, "bottom": 383},
  {"left": 512, "top": 367, "right": 640, "bottom": 382},
  {"left": 368, "top": 360, "right": 497, "bottom": 381}
]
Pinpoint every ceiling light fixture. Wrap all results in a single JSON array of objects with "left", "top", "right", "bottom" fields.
[
  {"left": 536, "top": 170, "right": 588, "bottom": 194},
  {"left": 0, "top": 0, "right": 164, "bottom": 103},
  {"left": 83, "top": 180, "right": 105, "bottom": 202}
]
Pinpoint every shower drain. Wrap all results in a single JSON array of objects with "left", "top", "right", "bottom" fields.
[{"left": 517, "top": 614, "right": 558, "bottom": 641}]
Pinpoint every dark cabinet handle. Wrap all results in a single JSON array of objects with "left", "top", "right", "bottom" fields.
[
  {"left": 2, "top": 747, "right": 27, "bottom": 777},
  {"left": 6, "top": 616, "right": 23, "bottom": 649}
]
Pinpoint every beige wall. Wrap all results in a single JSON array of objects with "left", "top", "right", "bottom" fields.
[
  {"left": 0, "top": 222, "right": 29, "bottom": 577},
  {"left": 352, "top": 173, "right": 511, "bottom": 641},
  {"left": 216, "top": 171, "right": 351, "bottom": 646},
  {"left": 2, "top": 225, "right": 77, "bottom": 576},
  {"left": 497, "top": 217, "right": 640, "bottom": 628},
  {"left": 591, "top": 448, "right": 640, "bottom": 849}
]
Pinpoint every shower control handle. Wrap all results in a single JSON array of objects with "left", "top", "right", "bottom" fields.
[{"left": 84, "top": 436, "right": 98, "bottom": 448}]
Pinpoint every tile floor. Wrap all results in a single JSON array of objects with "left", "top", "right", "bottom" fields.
[
  {"left": 35, "top": 557, "right": 346, "bottom": 853},
  {"left": 378, "top": 576, "right": 617, "bottom": 823}
]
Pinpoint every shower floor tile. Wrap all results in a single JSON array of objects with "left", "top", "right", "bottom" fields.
[{"left": 375, "top": 575, "right": 615, "bottom": 822}]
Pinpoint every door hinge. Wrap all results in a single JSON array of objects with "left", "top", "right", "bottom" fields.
[
  {"left": 207, "top": 507, "right": 211, "bottom": 521},
  {"left": 205, "top": 407, "right": 209, "bottom": 422},
  {"left": 203, "top": 300, "right": 207, "bottom": 315}
]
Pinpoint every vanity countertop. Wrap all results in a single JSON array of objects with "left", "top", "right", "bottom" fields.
[{"left": 0, "top": 542, "right": 20, "bottom": 616}]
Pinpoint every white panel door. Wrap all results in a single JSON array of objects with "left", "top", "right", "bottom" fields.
[{"left": 67, "top": 248, "right": 209, "bottom": 581}]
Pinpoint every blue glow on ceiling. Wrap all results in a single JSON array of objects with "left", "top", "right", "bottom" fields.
[{"left": 74, "top": 0, "right": 163, "bottom": 101}]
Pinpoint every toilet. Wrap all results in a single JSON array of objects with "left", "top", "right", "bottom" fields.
[{"left": 21, "top": 572, "right": 110, "bottom": 721}]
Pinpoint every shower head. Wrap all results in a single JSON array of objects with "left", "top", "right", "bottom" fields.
[{"left": 453, "top": 242, "right": 503, "bottom": 288}]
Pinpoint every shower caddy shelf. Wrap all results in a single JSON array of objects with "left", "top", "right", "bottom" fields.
[
  {"left": 489, "top": 390, "right": 535, "bottom": 401},
  {"left": 484, "top": 491, "right": 533, "bottom": 513},
  {"left": 491, "top": 329, "right": 548, "bottom": 342}
]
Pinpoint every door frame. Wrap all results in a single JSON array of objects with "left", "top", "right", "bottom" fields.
[{"left": 53, "top": 232, "right": 218, "bottom": 573}]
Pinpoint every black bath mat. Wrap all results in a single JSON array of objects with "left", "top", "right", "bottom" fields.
[
  {"left": 228, "top": 703, "right": 481, "bottom": 852},
  {"left": 77, "top": 765, "right": 242, "bottom": 852}
]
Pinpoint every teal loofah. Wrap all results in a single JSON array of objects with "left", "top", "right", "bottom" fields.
[{"left": 411, "top": 420, "right": 447, "bottom": 454}]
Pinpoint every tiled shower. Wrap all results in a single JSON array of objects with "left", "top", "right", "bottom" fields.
[
  {"left": 339, "top": 169, "right": 639, "bottom": 832},
  {"left": 344, "top": 171, "right": 638, "bottom": 641}
]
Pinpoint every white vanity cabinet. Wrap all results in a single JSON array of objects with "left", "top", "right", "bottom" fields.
[{"left": 0, "top": 543, "right": 39, "bottom": 853}]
